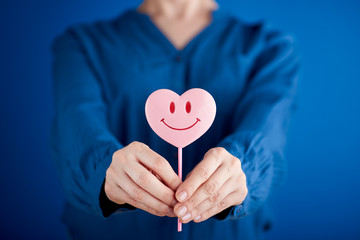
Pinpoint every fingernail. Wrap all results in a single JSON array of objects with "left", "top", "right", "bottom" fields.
[
  {"left": 171, "top": 199, "right": 177, "bottom": 207},
  {"left": 177, "top": 206, "right": 187, "bottom": 217},
  {"left": 182, "top": 213, "right": 191, "bottom": 221},
  {"left": 194, "top": 215, "right": 201, "bottom": 221},
  {"left": 178, "top": 191, "right": 187, "bottom": 201}
]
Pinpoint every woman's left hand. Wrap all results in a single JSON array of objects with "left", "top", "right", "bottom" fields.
[{"left": 174, "top": 147, "right": 248, "bottom": 223}]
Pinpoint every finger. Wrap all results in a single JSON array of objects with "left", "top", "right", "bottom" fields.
[
  {"left": 185, "top": 171, "right": 192, "bottom": 180},
  {"left": 136, "top": 146, "right": 182, "bottom": 191},
  {"left": 179, "top": 178, "right": 233, "bottom": 223},
  {"left": 193, "top": 190, "right": 240, "bottom": 223},
  {"left": 107, "top": 181, "right": 167, "bottom": 217},
  {"left": 192, "top": 169, "right": 248, "bottom": 222},
  {"left": 124, "top": 160, "right": 177, "bottom": 208},
  {"left": 130, "top": 142, "right": 182, "bottom": 191},
  {"left": 176, "top": 148, "right": 223, "bottom": 202},
  {"left": 148, "top": 168, "right": 163, "bottom": 182},
  {"left": 174, "top": 164, "right": 231, "bottom": 219},
  {"left": 115, "top": 169, "right": 176, "bottom": 217}
]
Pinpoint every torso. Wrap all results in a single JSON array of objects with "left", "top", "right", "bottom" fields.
[{"left": 60, "top": 9, "right": 273, "bottom": 239}]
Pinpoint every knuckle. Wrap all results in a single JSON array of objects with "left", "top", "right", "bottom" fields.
[
  {"left": 104, "top": 185, "right": 114, "bottom": 200},
  {"left": 242, "top": 172, "right": 247, "bottom": 182},
  {"left": 240, "top": 196, "right": 246, "bottom": 205},
  {"left": 130, "top": 141, "right": 148, "bottom": 150},
  {"left": 210, "top": 191, "right": 221, "bottom": 204},
  {"left": 130, "top": 141, "right": 140, "bottom": 147},
  {"left": 113, "top": 150, "right": 128, "bottom": 165},
  {"left": 205, "top": 147, "right": 226, "bottom": 164},
  {"left": 209, "top": 147, "right": 227, "bottom": 157},
  {"left": 112, "top": 149, "right": 120, "bottom": 159},
  {"left": 204, "top": 181, "right": 217, "bottom": 196},
  {"left": 188, "top": 198, "right": 198, "bottom": 209},
  {"left": 104, "top": 181, "right": 112, "bottom": 194},
  {"left": 132, "top": 187, "right": 144, "bottom": 201},
  {"left": 138, "top": 172, "right": 150, "bottom": 186},
  {"left": 169, "top": 176, "right": 181, "bottom": 189},
  {"left": 202, "top": 209, "right": 211, "bottom": 219},
  {"left": 197, "top": 166, "right": 209, "bottom": 180},
  {"left": 229, "top": 158, "right": 241, "bottom": 170},
  {"left": 235, "top": 174, "right": 242, "bottom": 183},
  {"left": 204, "top": 148, "right": 217, "bottom": 159},
  {"left": 105, "top": 167, "right": 113, "bottom": 177},
  {"left": 218, "top": 199, "right": 228, "bottom": 209},
  {"left": 107, "top": 193, "right": 115, "bottom": 202},
  {"left": 235, "top": 191, "right": 245, "bottom": 205},
  {"left": 241, "top": 187, "right": 248, "bottom": 201},
  {"left": 215, "top": 147, "right": 227, "bottom": 155},
  {"left": 112, "top": 150, "right": 124, "bottom": 162},
  {"left": 237, "top": 172, "right": 246, "bottom": 185},
  {"left": 153, "top": 156, "right": 167, "bottom": 171},
  {"left": 142, "top": 142, "right": 149, "bottom": 149},
  {"left": 159, "top": 205, "right": 169, "bottom": 215},
  {"left": 155, "top": 211, "right": 166, "bottom": 217},
  {"left": 162, "top": 191, "right": 173, "bottom": 204},
  {"left": 148, "top": 208, "right": 160, "bottom": 216},
  {"left": 128, "top": 196, "right": 138, "bottom": 206},
  {"left": 128, "top": 142, "right": 137, "bottom": 151},
  {"left": 192, "top": 207, "right": 201, "bottom": 217}
]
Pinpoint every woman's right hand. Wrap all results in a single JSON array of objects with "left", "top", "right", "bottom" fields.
[{"left": 104, "top": 141, "right": 182, "bottom": 217}]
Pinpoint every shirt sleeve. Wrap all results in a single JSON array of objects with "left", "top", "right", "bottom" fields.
[
  {"left": 50, "top": 28, "right": 132, "bottom": 217},
  {"left": 214, "top": 26, "right": 300, "bottom": 220}
]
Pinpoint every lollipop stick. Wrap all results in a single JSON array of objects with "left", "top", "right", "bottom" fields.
[{"left": 178, "top": 147, "right": 182, "bottom": 232}]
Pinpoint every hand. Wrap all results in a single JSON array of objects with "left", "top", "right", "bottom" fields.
[
  {"left": 105, "top": 141, "right": 182, "bottom": 217},
  {"left": 174, "top": 147, "right": 247, "bottom": 223}
]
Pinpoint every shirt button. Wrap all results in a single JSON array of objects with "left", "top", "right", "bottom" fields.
[
  {"left": 235, "top": 205, "right": 243, "bottom": 214},
  {"left": 175, "top": 55, "right": 181, "bottom": 62},
  {"left": 263, "top": 221, "right": 272, "bottom": 231}
]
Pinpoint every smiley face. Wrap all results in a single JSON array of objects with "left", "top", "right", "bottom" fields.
[
  {"left": 145, "top": 88, "right": 216, "bottom": 148},
  {"left": 160, "top": 100, "right": 201, "bottom": 130}
]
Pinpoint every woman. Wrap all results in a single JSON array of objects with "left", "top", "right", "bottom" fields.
[{"left": 50, "top": 0, "right": 299, "bottom": 239}]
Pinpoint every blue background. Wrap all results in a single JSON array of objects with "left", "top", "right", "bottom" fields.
[{"left": 1, "top": 0, "right": 359, "bottom": 239}]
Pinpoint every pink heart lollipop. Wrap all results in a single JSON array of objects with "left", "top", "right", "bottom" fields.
[{"left": 145, "top": 88, "right": 216, "bottom": 231}]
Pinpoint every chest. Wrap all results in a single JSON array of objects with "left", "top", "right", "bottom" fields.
[{"left": 90, "top": 27, "right": 251, "bottom": 122}]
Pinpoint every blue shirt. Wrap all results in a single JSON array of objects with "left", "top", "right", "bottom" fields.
[{"left": 50, "top": 8, "right": 299, "bottom": 240}]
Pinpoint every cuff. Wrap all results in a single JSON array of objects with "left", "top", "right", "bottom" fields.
[
  {"left": 99, "top": 179, "right": 136, "bottom": 217},
  {"left": 212, "top": 194, "right": 249, "bottom": 221},
  {"left": 88, "top": 141, "right": 121, "bottom": 216},
  {"left": 213, "top": 132, "right": 267, "bottom": 220}
]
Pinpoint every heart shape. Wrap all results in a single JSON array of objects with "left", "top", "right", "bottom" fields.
[{"left": 145, "top": 88, "right": 216, "bottom": 148}]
